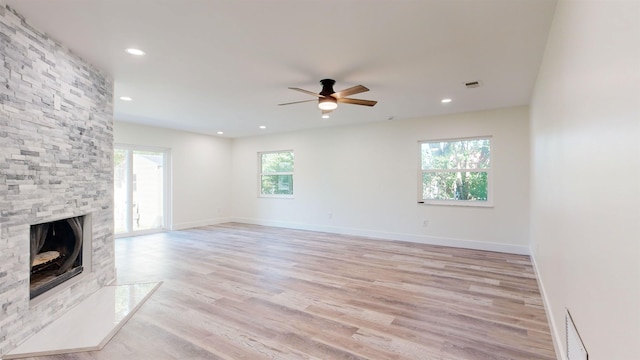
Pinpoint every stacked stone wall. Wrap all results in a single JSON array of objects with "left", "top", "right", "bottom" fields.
[{"left": 0, "top": 5, "right": 115, "bottom": 356}]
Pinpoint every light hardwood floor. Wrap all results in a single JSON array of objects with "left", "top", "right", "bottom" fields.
[{"left": 25, "top": 223, "right": 556, "bottom": 360}]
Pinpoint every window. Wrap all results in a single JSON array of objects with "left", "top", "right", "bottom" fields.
[
  {"left": 259, "top": 150, "right": 294, "bottom": 197},
  {"left": 419, "top": 137, "right": 491, "bottom": 206}
]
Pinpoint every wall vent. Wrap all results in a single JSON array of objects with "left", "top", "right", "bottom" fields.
[
  {"left": 566, "top": 309, "right": 588, "bottom": 360},
  {"left": 465, "top": 81, "right": 481, "bottom": 88}
]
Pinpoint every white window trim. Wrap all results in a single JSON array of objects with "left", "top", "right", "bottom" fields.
[
  {"left": 417, "top": 136, "right": 493, "bottom": 207},
  {"left": 258, "top": 150, "right": 294, "bottom": 199}
]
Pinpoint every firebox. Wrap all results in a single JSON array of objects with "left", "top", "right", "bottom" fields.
[{"left": 30, "top": 215, "right": 86, "bottom": 299}]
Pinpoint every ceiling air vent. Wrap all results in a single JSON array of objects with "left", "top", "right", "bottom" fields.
[{"left": 465, "top": 81, "right": 481, "bottom": 89}]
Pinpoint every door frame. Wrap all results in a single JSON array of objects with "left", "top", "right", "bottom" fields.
[{"left": 114, "top": 143, "right": 172, "bottom": 237}]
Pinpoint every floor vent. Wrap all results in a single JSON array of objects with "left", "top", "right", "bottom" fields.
[{"left": 566, "top": 309, "right": 588, "bottom": 360}]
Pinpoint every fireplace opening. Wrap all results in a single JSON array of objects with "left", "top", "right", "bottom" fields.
[{"left": 30, "top": 215, "right": 85, "bottom": 299}]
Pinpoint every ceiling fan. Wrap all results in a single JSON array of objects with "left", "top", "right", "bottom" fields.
[{"left": 278, "top": 79, "right": 377, "bottom": 114}]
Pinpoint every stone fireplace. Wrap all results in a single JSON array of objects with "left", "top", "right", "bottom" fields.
[
  {"left": 30, "top": 215, "right": 91, "bottom": 299},
  {"left": 0, "top": 5, "right": 115, "bottom": 357}
]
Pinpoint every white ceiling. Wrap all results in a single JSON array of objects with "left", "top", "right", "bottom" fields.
[{"left": 5, "top": 0, "right": 556, "bottom": 138}]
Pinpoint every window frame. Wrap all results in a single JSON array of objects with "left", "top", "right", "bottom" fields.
[
  {"left": 418, "top": 136, "right": 493, "bottom": 207},
  {"left": 258, "top": 150, "right": 294, "bottom": 198}
]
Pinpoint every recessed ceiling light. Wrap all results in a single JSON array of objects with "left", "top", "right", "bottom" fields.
[
  {"left": 322, "top": 114, "right": 330, "bottom": 119},
  {"left": 441, "top": 98, "right": 452, "bottom": 104},
  {"left": 125, "top": 48, "right": 145, "bottom": 56},
  {"left": 259, "top": 125, "right": 266, "bottom": 129},
  {"left": 119, "top": 96, "right": 132, "bottom": 101},
  {"left": 217, "top": 131, "right": 224, "bottom": 135}
]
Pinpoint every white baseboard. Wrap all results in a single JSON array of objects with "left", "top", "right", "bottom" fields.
[
  {"left": 171, "top": 217, "right": 231, "bottom": 231},
  {"left": 530, "top": 248, "right": 564, "bottom": 360},
  {"left": 230, "top": 217, "right": 530, "bottom": 255}
]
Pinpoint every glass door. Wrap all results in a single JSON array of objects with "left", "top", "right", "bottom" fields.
[
  {"left": 114, "top": 146, "right": 169, "bottom": 235},
  {"left": 114, "top": 149, "right": 129, "bottom": 234}
]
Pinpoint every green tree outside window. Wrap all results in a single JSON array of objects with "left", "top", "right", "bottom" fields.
[
  {"left": 420, "top": 138, "right": 490, "bottom": 203},
  {"left": 260, "top": 151, "right": 294, "bottom": 196}
]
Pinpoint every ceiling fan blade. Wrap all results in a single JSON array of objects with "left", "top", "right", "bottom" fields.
[
  {"left": 337, "top": 98, "right": 377, "bottom": 106},
  {"left": 278, "top": 99, "right": 317, "bottom": 106},
  {"left": 288, "top": 87, "right": 321, "bottom": 97},
  {"left": 322, "top": 109, "right": 333, "bottom": 115},
  {"left": 333, "top": 85, "right": 369, "bottom": 98}
]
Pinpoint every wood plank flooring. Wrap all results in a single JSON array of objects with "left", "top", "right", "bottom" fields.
[{"left": 23, "top": 223, "right": 556, "bottom": 360}]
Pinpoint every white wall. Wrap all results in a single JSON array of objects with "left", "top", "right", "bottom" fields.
[
  {"left": 530, "top": 1, "right": 640, "bottom": 359},
  {"left": 231, "top": 106, "right": 531, "bottom": 253},
  {"left": 114, "top": 121, "right": 233, "bottom": 230}
]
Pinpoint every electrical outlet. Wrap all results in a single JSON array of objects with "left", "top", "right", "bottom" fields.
[
  {"left": 328, "top": 212, "right": 332, "bottom": 219},
  {"left": 422, "top": 219, "right": 429, "bottom": 227}
]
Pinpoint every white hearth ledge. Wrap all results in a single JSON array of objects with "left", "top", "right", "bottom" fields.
[{"left": 5, "top": 282, "right": 161, "bottom": 359}]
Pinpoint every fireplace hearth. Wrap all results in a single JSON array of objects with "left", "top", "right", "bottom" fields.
[{"left": 30, "top": 216, "right": 86, "bottom": 299}]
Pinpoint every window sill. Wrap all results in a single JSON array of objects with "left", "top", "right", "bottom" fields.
[
  {"left": 259, "top": 195, "right": 294, "bottom": 199},
  {"left": 418, "top": 200, "right": 493, "bottom": 208}
]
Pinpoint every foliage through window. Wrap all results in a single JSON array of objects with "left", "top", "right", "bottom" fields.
[
  {"left": 420, "top": 137, "right": 491, "bottom": 205},
  {"left": 259, "top": 150, "right": 294, "bottom": 197}
]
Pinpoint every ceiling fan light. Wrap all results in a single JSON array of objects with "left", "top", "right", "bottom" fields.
[{"left": 318, "top": 97, "right": 338, "bottom": 110}]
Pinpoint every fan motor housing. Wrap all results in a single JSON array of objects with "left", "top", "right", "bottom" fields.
[{"left": 319, "top": 79, "right": 336, "bottom": 96}]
